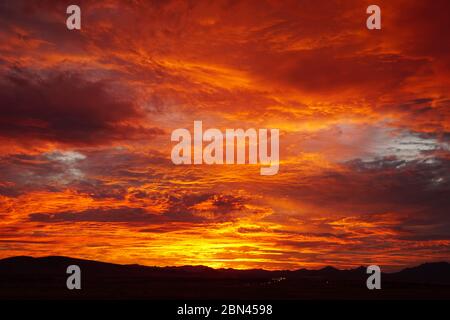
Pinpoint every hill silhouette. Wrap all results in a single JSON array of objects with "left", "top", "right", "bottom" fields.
[{"left": 1, "top": 256, "right": 449, "bottom": 299}]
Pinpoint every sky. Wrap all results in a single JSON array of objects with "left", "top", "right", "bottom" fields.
[{"left": 0, "top": 0, "right": 449, "bottom": 271}]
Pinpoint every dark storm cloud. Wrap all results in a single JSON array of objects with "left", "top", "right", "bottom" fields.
[
  {"left": 0, "top": 151, "right": 85, "bottom": 196},
  {"left": 164, "top": 193, "right": 247, "bottom": 222},
  {"left": 0, "top": 69, "right": 164, "bottom": 145},
  {"left": 271, "top": 156, "right": 450, "bottom": 242},
  {"left": 26, "top": 192, "right": 249, "bottom": 224},
  {"left": 0, "top": 148, "right": 169, "bottom": 198},
  {"left": 379, "top": 97, "right": 450, "bottom": 132},
  {"left": 249, "top": 49, "right": 426, "bottom": 97},
  {"left": 272, "top": 155, "right": 450, "bottom": 216},
  {"left": 77, "top": 149, "right": 169, "bottom": 178},
  {"left": 28, "top": 207, "right": 162, "bottom": 223}
]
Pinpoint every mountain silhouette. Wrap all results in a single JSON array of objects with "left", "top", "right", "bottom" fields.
[
  {"left": 1, "top": 256, "right": 449, "bottom": 299},
  {"left": 385, "top": 262, "right": 450, "bottom": 284}
]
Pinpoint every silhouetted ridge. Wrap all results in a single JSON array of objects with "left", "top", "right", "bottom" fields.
[
  {"left": 389, "top": 261, "right": 450, "bottom": 284},
  {"left": 1, "top": 256, "right": 449, "bottom": 299}
]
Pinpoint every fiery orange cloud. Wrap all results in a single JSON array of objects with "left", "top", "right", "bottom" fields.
[{"left": 0, "top": 0, "right": 449, "bottom": 271}]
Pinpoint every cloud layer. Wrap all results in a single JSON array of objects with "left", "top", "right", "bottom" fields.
[{"left": 0, "top": 0, "right": 449, "bottom": 270}]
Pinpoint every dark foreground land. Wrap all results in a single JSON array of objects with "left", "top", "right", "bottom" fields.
[{"left": 1, "top": 256, "right": 449, "bottom": 299}]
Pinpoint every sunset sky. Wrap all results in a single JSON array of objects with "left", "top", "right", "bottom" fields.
[{"left": 0, "top": 0, "right": 449, "bottom": 271}]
